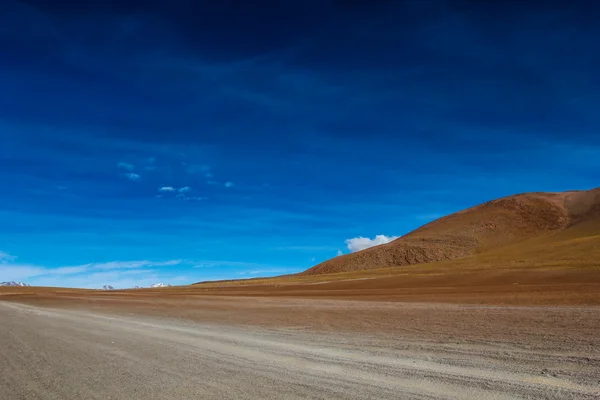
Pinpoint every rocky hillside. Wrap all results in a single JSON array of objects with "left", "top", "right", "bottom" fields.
[{"left": 303, "top": 187, "right": 600, "bottom": 275}]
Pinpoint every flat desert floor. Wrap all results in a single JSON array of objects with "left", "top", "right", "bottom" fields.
[{"left": 2, "top": 270, "right": 600, "bottom": 400}]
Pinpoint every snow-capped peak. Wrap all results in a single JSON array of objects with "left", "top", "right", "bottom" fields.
[
  {"left": 0, "top": 281, "right": 30, "bottom": 287},
  {"left": 102, "top": 285, "right": 114, "bottom": 291},
  {"left": 149, "top": 283, "right": 171, "bottom": 288}
]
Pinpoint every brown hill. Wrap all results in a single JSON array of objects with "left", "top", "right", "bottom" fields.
[{"left": 303, "top": 187, "right": 600, "bottom": 275}]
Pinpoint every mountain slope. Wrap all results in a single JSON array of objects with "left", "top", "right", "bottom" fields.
[
  {"left": 0, "top": 282, "right": 30, "bottom": 287},
  {"left": 303, "top": 187, "right": 600, "bottom": 275}
]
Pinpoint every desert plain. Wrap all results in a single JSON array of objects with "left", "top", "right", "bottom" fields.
[{"left": 1, "top": 264, "right": 600, "bottom": 400}]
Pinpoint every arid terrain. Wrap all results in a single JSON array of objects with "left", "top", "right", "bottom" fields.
[
  {"left": 2, "top": 188, "right": 600, "bottom": 399},
  {"left": 2, "top": 268, "right": 600, "bottom": 399}
]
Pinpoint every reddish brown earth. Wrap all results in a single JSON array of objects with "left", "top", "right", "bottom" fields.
[
  {"left": 2, "top": 295, "right": 599, "bottom": 399},
  {"left": 1, "top": 282, "right": 599, "bottom": 350},
  {"left": 3, "top": 256, "right": 600, "bottom": 399}
]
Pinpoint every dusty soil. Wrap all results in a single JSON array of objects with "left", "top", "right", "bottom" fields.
[
  {"left": 2, "top": 278, "right": 600, "bottom": 400},
  {"left": 1, "top": 299, "right": 599, "bottom": 400},
  {"left": 2, "top": 263, "right": 600, "bottom": 399}
]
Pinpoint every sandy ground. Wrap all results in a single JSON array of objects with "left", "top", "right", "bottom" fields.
[{"left": 1, "top": 295, "right": 599, "bottom": 400}]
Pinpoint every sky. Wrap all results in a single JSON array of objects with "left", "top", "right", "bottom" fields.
[{"left": 1, "top": 0, "right": 599, "bottom": 288}]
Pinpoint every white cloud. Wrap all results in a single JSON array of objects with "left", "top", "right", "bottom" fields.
[
  {"left": 72, "top": 259, "right": 183, "bottom": 271},
  {"left": 311, "top": 257, "right": 316, "bottom": 262},
  {"left": 125, "top": 173, "right": 140, "bottom": 181},
  {"left": 345, "top": 235, "right": 399, "bottom": 253},
  {"left": 0, "top": 254, "right": 185, "bottom": 289},
  {"left": 160, "top": 187, "right": 202, "bottom": 201},
  {"left": 337, "top": 249, "right": 343, "bottom": 257},
  {"left": 25, "top": 270, "right": 174, "bottom": 290},
  {"left": 117, "top": 162, "right": 134, "bottom": 171},
  {"left": 0, "top": 264, "right": 48, "bottom": 281},
  {"left": 224, "top": 181, "right": 234, "bottom": 188},
  {"left": 0, "top": 251, "right": 16, "bottom": 263}
]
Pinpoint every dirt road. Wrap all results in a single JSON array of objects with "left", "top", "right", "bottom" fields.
[{"left": 1, "top": 301, "right": 599, "bottom": 400}]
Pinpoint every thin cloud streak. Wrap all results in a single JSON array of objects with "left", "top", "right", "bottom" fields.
[
  {"left": 0, "top": 251, "right": 16, "bottom": 263},
  {"left": 0, "top": 251, "right": 187, "bottom": 288},
  {"left": 117, "top": 162, "right": 134, "bottom": 171},
  {"left": 125, "top": 172, "right": 140, "bottom": 181}
]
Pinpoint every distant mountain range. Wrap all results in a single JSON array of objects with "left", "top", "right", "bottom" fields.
[
  {"left": 149, "top": 283, "right": 171, "bottom": 288},
  {"left": 0, "top": 282, "right": 172, "bottom": 290},
  {"left": 103, "top": 283, "right": 172, "bottom": 290},
  {"left": 0, "top": 281, "right": 30, "bottom": 287}
]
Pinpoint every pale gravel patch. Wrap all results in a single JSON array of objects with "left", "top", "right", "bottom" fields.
[{"left": 1, "top": 302, "right": 599, "bottom": 400}]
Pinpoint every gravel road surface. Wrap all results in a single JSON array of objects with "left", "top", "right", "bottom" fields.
[{"left": 1, "top": 301, "right": 598, "bottom": 400}]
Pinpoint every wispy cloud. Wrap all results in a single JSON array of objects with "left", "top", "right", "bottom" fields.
[
  {"left": 224, "top": 181, "right": 234, "bottom": 188},
  {"left": 0, "top": 251, "right": 16, "bottom": 263},
  {"left": 24, "top": 270, "right": 190, "bottom": 291},
  {"left": 158, "top": 186, "right": 202, "bottom": 201},
  {"left": 345, "top": 235, "right": 398, "bottom": 253},
  {"left": 0, "top": 251, "right": 186, "bottom": 289},
  {"left": 117, "top": 162, "right": 134, "bottom": 171},
  {"left": 0, "top": 264, "right": 48, "bottom": 281},
  {"left": 70, "top": 259, "right": 184, "bottom": 271},
  {"left": 125, "top": 172, "right": 140, "bottom": 181}
]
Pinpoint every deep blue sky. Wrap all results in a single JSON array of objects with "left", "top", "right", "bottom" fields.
[{"left": 1, "top": 0, "right": 599, "bottom": 288}]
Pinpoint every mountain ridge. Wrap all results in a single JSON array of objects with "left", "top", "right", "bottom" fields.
[
  {"left": 0, "top": 281, "right": 30, "bottom": 287},
  {"left": 303, "top": 187, "right": 600, "bottom": 275}
]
